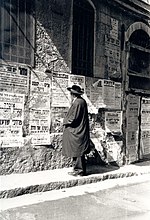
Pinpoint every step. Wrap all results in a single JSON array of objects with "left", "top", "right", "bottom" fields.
[{"left": 0, "top": 162, "right": 150, "bottom": 199}]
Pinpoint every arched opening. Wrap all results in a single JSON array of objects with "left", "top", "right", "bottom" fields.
[
  {"left": 129, "top": 29, "right": 150, "bottom": 48},
  {"left": 123, "top": 24, "right": 150, "bottom": 162},
  {"left": 128, "top": 29, "right": 150, "bottom": 91},
  {"left": 72, "top": 0, "right": 94, "bottom": 76}
]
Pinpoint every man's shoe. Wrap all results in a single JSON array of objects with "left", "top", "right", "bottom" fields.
[{"left": 68, "top": 171, "right": 85, "bottom": 177}]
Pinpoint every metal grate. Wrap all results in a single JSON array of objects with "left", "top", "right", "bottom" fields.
[
  {"left": 72, "top": 0, "right": 94, "bottom": 76},
  {"left": 0, "top": 0, "right": 35, "bottom": 66}
]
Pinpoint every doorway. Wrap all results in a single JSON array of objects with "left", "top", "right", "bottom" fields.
[{"left": 125, "top": 26, "right": 150, "bottom": 163}]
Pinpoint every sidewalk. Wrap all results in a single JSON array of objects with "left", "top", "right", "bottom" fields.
[{"left": 0, "top": 160, "right": 150, "bottom": 199}]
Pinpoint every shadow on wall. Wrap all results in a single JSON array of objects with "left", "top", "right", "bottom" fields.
[{"left": 35, "top": 0, "right": 71, "bottom": 72}]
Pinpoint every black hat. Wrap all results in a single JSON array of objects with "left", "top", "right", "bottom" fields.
[{"left": 67, "top": 85, "right": 84, "bottom": 95}]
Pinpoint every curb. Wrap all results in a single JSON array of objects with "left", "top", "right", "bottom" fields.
[{"left": 1, "top": 166, "right": 150, "bottom": 199}]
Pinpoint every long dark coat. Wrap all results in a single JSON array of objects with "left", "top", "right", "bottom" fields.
[{"left": 62, "top": 96, "right": 90, "bottom": 157}]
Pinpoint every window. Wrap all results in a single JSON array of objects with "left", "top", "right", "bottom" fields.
[
  {"left": 128, "top": 29, "right": 150, "bottom": 92},
  {"left": 0, "top": 0, "right": 35, "bottom": 65},
  {"left": 72, "top": 0, "right": 94, "bottom": 76},
  {"left": 129, "top": 75, "right": 150, "bottom": 91},
  {"left": 128, "top": 30, "right": 150, "bottom": 74}
]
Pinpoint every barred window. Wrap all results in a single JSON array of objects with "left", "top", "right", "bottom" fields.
[
  {"left": 0, "top": 0, "right": 35, "bottom": 66},
  {"left": 72, "top": 0, "right": 94, "bottom": 76}
]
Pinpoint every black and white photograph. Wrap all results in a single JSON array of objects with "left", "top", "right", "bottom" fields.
[{"left": 0, "top": 0, "right": 150, "bottom": 219}]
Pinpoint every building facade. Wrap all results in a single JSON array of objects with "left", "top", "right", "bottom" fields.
[{"left": 0, "top": 0, "right": 150, "bottom": 174}]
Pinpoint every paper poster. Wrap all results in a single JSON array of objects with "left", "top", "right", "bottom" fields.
[
  {"left": 52, "top": 72, "right": 70, "bottom": 107},
  {"left": 89, "top": 112, "right": 106, "bottom": 153},
  {"left": 104, "top": 35, "right": 120, "bottom": 59},
  {"left": 85, "top": 77, "right": 92, "bottom": 99},
  {"left": 0, "top": 63, "right": 29, "bottom": 94},
  {"left": 104, "top": 35, "right": 121, "bottom": 78},
  {"left": 0, "top": 92, "right": 24, "bottom": 147},
  {"left": 30, "top": 134, "right": 50, "bottom": 145},
  {"left": 29, "top": 70, "right": 51, "bottom": 145},
  {"left": 141, "top": 97, "right": 150, "bottom": 156},
  {"left": 50, "top": 107, "right": 68, "bottom": 133},
  {"left": 127, "top": 107, "right": 139, "bottom": 131},
  {"left": 114, "top": 82, "right": 121, "bottom": 109},
  {"left": 126, "top": 131, "right": 138, "bottom": 146},
  {"left": 90, "top": 78, "right": 105, "bottom": 108},
  {"left": 30, "top": 70, "right": 51, "bottom": 94},
  {"left": 141, "top": 130, "right": 150, "bottom": 155},
  {"left": 141, "top": 97, "right": 150, "bottom": 130},
  {"left": 68, "top": 74, "right": 85, "bottom": 105},
  {"left": 82, "top": 93, "right": 98, "bottom": 114},
  {"left": 103, "top": 80, "right": 115, "bottom": 108},
  {"left": 126, "top": 130, "right": 139, "bottom": 162},
  {"left": 126, "top": 94, "right": 140, "bottom": 162},
  {"left": 127, "top": 94, "right": 140, "bottom": 131},
  {"left": 89, "top": 113, "right": 105, "bottom": 139},
  {"left": 83, "top": 77, "right": 98, "bottom": 113},
  {"left": 107, "top": 57, "right": 121, "bottom": 78},
  {"left": 110, "top": 18, "right": 119, "bottom": 40},
  {"left": 105, "top": 111, "right": 122, "bottom": 133},
  {"left": 69, "top": 74, "right": 85, "bottom": 91},
  {"left": 29, "top": 70, "right": 51, "bottom": 109},
  {"left": 127, "top": 143, "right": 138, "bottom": 162},
  {"left": 29, "top": 94, "right": 50, "bottom": 109},
  {"left": 106, "top": 141, "right": 122, "bottom": 162},
  {"left": 29, "top": 109, "right": 50, "bottom": 134},
  {"left": 29, "top": 70, "right": 51, "bottom": 110}
]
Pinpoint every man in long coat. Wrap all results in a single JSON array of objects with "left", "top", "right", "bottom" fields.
[{"left": 62, "top": 85, "right": 90, "bottom": 176}]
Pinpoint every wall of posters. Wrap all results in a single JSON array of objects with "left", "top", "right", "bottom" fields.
[
  {"left": 0, "top": 92, "right": 24, "bottom": 147},
  {"left": 68, "top": 75, "right": 123, "bottom": 163},
  {"left": 0, "top": 65, "right": 123, "bottom": 155},
  {"left": 29, "top": 70, "right": 51, "bottom": 145}
]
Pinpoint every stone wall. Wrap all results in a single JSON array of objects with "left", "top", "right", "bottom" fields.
[
  {"left": 0, "top": 134, "right": 107, "bottom": 175},
  {"left": 34, "top": 0, "right": 141, "bottom": 78},
  {"left": 35, "top": 0, "right": 71, "bottom": 73},
  {"left": 0, "top": 135, "right": 72, "bottom": 175}
]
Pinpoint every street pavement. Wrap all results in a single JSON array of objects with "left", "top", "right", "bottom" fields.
[
  {"left": 0, "top": 174, "right": 150, "bottom": 219},
  {"left": 0, "top": 159, "right": 150, "bottom": 199}
]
